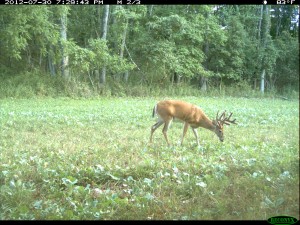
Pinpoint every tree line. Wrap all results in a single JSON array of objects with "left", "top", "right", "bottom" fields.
[{"left": 0, "top": 5, "right": 299, "bottom": 95}]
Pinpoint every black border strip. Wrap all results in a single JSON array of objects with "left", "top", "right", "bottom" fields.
[{"left": 2, "top": 0, "right": 297, "bottom": 5}]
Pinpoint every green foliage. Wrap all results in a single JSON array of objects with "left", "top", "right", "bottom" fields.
[
  {"left": 140, "top": 13, "right": 206, "bottom": 79},
  {"left": 222, "top": 16, "right": 247, "bottom": 80},
  {"left": 0, "top": 5, "right": 298, "bottom": 94},
  {"left": 64, "top": 40, "right": 96, "bottom": 74},
  {"left": 0, "top": 6, "right": 58, "bottom": 60},
  {"left": 0, "top": 97, "right": 298, "bottom": 219},
  {"left": 113, "top": 5, "right": 147, "bottom": 21},
  {"left": 64, "top": 38, "right": 135, "bottom": 77},
  {"left": 273, "top": 31, "right": 299, "bottom": 90}
]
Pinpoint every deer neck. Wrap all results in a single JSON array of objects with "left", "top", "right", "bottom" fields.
[{"left": 200, "top": 117, "right": 217, "bottom": 132}]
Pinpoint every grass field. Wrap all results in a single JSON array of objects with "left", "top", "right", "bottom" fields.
[{"left": 0, "top": 96, "right": 299, "bottom": 220}]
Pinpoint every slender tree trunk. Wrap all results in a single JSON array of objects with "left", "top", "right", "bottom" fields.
[
  {"left": 148, "top": 5, "right": 154, "bottom": 16},
  {"left": 119, "top": 18, "right": 128, "bottom": 81},
  {"left": 100, "top": 5, "right": 109, "bottom": 85},
  {"left": 124, "top": 71, "right": 129, "bottom": 82},
  {"left": 259, "top": 5, "right": 270, "bottom": 94},
  {"left": 27, "top": 48, "right": 32, "bottom": 70},
  {"left": 260, "top": 69, "right": 265, "bottom": 93},
  {"left": 101, "top": 6, "right": 109, "bottom": 39},
  {"left": 147, "top": 5, "right": 154, "bottom": 32},
  {"left": 275, "top": 6, "right": 282, "bottom": 37},
  {"left": 256, "top": 6, "right": 263, "bottom": 91},
  {"left": 177, "top": 74, "right": 181, "bottom": 83},
  {"left": 60, "top": 6, "right": 69, "bottom": 79},
  {"left": 96, "top": 6, "right": 101, "bottom": 39},
  {"left": 269, "top": 73, "right": 277, "bottom": 90},
  {"left": 200, "top": 77, "right": 207, "bottom": 91},
  {"left": 120, "top": 20, "right": 128, "bottom": 60},
  {"left": 100, "top": 68, "right": 106, "bottom": 84},
  {"left": 110, "top": 6, "right": 117, "bottom": 55},
  {"left": 39, "top": 52, "right": 42, "bottom": 68},
  {"left": 172, "top": 72, "right": 181, "bottom": 84},
  {"left": 200, "top": 11, "right": 210, "bottom": 92},
  {"left": 95, "top": 69, "right": 100, "bottom": 84},
  {"left": 257, "top": 5, "right": 270, "bottom": 94},
  {"left": 200, "top": 40, "right": 209, "bottom": 91},
  {"left": 48, "top": 45, "right": 56, "bottom": 76},
  {"left": 257, "top": 5, "right": 263, "bottom": 40}
]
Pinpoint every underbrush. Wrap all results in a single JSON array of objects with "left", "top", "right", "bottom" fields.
[{"left": 0, "top": 72, "right": 298, "bottom": 99}]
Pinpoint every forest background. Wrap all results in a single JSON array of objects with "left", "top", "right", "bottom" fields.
[{"left": 0, "top": 5, "right": 299, "bottom": 99}]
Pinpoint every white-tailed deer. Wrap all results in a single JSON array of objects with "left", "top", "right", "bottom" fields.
[{"left": 149, "top": 100, "right": 237, "bottom": 146}]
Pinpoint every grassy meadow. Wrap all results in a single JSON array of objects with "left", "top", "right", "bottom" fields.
[{"left": 0, "top": 96, "right": 299, "bottom": 220}]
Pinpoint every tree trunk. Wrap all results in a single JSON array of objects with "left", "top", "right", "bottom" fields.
[
  {"left": 101, "top": 5, "right": 109, "bottom": 40},
  {"left": 172, "top": 72, "right": 181, "bottom": 84},
  {"left": 120, "top": 20, "right": 128, "bottom": 59},
  {"left": 95, "top": 69, "right": 100, "bottom": 83},
  {"left": 48, "top": 45, "right": 56, "bottom": 76},
  {"left": 100, "top": 5, "right": 109, "bottom": 85},
  {"left": 259, "top": 5, "right": 270, "bottom": 94},
  {"left": 257, "top": 5, "right": 263, "bottom": 40},
  {"left": 96, "top": 6, "right": 102, "bottom": 39},
  {"left": 60, "top": 6, "right": 69, "bottom": 79},
  {"left": 200, "top": 76, "right": 207, "bottom": 92},
  {"left": 200, "top": 38, "right": 209, "bottom": 91},
  {"left": 110, "top": 6, "right": 117, "bottom": 55},
  {"left": 148, "top": 5, "right": 154, "bottom": 16},
  {"left": 268, "top": 73, "right": 277, "bottom": 90},
  {"left": 275, "top": 6, "right": 283, "bottom": 37},
  {"left": 100, "top": 67, "right": 106, "bottom": 84},
  {"left": 26, "top": 48, "right": 32, "bottom": 70},
  {"left": 200, "top": 10, "right": 210, "bottom": 92},
  {"left": 260, "top": 69, "right": 265, "bottom": 93},
  {"left": 119, "top": 18, "right": 128, "bottom": 81},
  {"left": 147, "top": 5, "right": 154, "bottom": 32},
  {"left": 124, "top": 71, "right": 129, "bottom": 82}
]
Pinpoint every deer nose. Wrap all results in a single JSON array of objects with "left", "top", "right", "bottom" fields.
[{"left": 220, "top": 138, "right": 224, "bottom": 142}]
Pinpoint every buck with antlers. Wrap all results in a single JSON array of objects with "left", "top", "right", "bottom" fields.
[{"left": 149, "top": 100, "right": 237, "bottom": 146}]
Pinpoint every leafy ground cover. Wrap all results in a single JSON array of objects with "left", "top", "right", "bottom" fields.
[{"left": 0, "top": 97, "right": 298, "bottom": 220}]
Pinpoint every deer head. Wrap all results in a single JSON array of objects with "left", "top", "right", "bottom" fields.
[{"left": 213, "top": 110, "right": 237, "bottom": 142}]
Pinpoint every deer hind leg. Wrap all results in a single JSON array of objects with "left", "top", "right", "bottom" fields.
[
  {"left": 191, "top": 128, "right": 200, "bottom": 146},
  {"left": 181, "top": 122, "right": 190, "bottom": 145},
  {"left": 150, "top": 119, "right": 164, "bottom": 143},
  {"left": 162, "top": 118, "right": 173, "bottom": 146}
]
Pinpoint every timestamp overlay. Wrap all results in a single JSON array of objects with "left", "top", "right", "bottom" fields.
[{"left": 2, "top": 0, "right": 299, "bottom": 4}]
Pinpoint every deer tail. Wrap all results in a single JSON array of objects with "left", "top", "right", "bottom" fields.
[{"left": 152, "top": 104, "right": 157, "bottom": 118}]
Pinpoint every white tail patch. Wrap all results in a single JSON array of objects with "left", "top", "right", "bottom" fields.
[{"left": 152, "top": 104, "right": 157, "bottom": 118}]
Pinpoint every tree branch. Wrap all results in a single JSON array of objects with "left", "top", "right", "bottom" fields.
[{"left": 125, "top": 43, "right": 140, "bottom": 71}]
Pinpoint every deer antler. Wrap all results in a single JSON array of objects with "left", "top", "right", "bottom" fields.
[
  {"left": 216, "top": 111, "right": 237, "bottom": 125},
  {"left": 216, "top": 111, "right": 225, "bottom": 121}
]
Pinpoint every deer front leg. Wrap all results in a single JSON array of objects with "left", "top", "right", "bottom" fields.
[
  {"left": 181, "top": 122, "right": 190, "bottom": 145},
  {"left": 162, "top": 119, "right": 172, "bottom": 146},
  {"left": 192, "top": 128, "right": 200, "bottom": 146}
]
